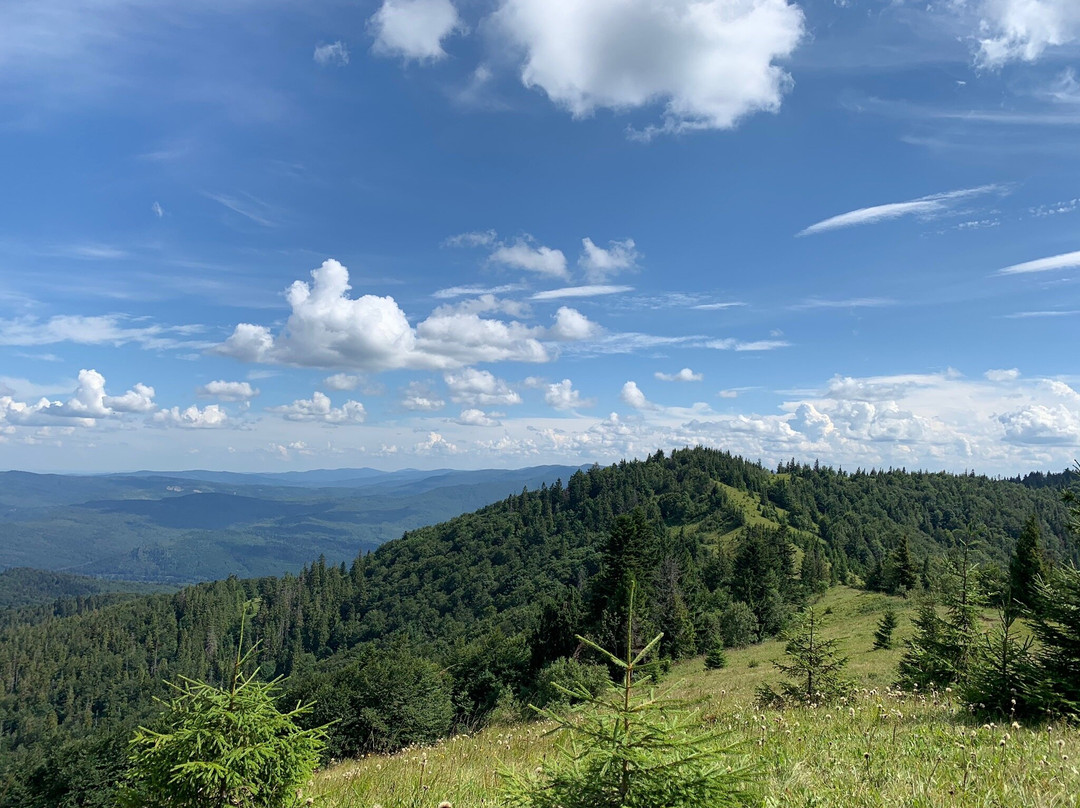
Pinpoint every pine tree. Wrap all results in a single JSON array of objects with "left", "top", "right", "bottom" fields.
[
  {"left": 872, "top": 606, "right": 898, "bottom": 650},
  {"left": 770, "top": 607, "right": 851, "bottom": 705},
  {"left": 504, "top": 586, "right": 757, "bottom": 808},
  {"left": 1008, "top": 513, "right": 1045, "bottom": 614}
]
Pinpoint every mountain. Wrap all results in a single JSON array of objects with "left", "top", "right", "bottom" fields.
[
  {"left": 0, "top": 448, "right": 1075, "bottom": 807},
  {"left": 0, "top": 465, "right": 585, "bottom": 583}
]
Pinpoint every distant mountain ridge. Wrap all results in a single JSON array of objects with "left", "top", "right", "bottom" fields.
[{"left": 0, "top": 465, "right": 587, "bottom": 583}]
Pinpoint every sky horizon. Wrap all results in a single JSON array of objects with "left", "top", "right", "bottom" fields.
[{"left": 2, "top": 0, "right": 1079, "bottom": 476}]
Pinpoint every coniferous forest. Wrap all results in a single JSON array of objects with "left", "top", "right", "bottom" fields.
[{"left": 1, "top": 447, "right": 1078, "bottom": 807}]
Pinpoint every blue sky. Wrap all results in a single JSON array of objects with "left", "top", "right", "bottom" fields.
[{"left": 1, "top": 0, "right": 1079, "bottom": 474}]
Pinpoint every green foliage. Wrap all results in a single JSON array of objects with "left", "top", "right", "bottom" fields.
[
  {"left": 872, "top": 606, "right": 898, "bottom": 650},
  {"left": 961, "top": 610, "right": 1033, "bottom": 718},
  {"left": 897, "top": 532, "right": 985, "bottom": 690},
  {"left": 117, "top": 644, "right": 325, "bottom": 808},
  {"left": 1025, "top": 564, "right": 1080, "bottom": 717},
  {"left": 1008, "top": 513, "right": 1046, "bottom": 614},
  {"left": 284, "top": 645, "right": 454, "bottom": 758},
  {"left": 719, "top": 601, "right": 759, "bottom": 648},
  {"left": 770, "top": 607, "right": 851, "bottom": 705},
  {"left": 532, "top": 657, "right": 611, "bottom": 710},
  {"left": 5, "top": 448, "right": 1080, "bottom": 803},
  {"left": 503, "top": 589, "right": 756, "bottom": 808},
  {"left": 704, "top": 646, "right": 728, "bottom": 670}
]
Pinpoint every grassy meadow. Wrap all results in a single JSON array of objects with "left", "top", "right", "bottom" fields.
[{"left": 310, "top": 587, "right": 1080, "bottom": 808}]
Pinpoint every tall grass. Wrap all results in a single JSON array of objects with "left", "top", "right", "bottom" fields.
[{"left": 310, "top": 588, "right": 1080, "bottom": 808}]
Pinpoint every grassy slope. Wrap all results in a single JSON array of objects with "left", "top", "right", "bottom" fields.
[{"left": 311, "top": 586, "right": 1080, "bottom": 808}]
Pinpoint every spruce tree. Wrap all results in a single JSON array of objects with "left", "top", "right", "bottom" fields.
[
  {"left": 889, "top": 535, "right": 918, "bottom": 594},
  {"left": 897, "top": 596, "right": 951, "bottom": 689},
  {"left": 961, "top": 609, "right": 1033, "bottom": 717},
  {"left": 872, "top": 606, "right": 898, "bottom": 650},
  {"left": 504, "top": 586, "right": 757, "bottom": 808},
  {"left": 1008, "top": 513, "right": 1045, "bottom": 614},
  {"left": 771, "top": 607, "right": 851, "bottom": 705},
  {"left": 118, "top": 634, "right": 326, "bottom": 808},
  {"left": 1025, "top": 564, "right": 1080, "bottom": 717}
]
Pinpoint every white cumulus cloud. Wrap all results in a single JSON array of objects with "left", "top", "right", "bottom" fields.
[
  {"left": 151, "top": 404, "right": 229, "bottom": 429},
  {"left": 268, "top": 391, "right": 366, "bottom": 424},
  {"left": 455, "top": 408, "right": 501, "bottom": 426},
  {"left": 216, "top": 259, "right": 599, "bottom": 371},
  {"left": 493, "top": 0, "right": 805, "bottom": 136},
  {"left": 0, "top": 369, "right": 156, "bottom": 427},
  {"left": 655, "top": 367, "right": 702, "bottom": 382},
  {"left": 444, "top": 368, "right": 522, "bottom": 406},
  {"left": 489, "top": 239, "right": 568, "bottom": 278},
  {"left": 976, "top": 0, "right": 1080, "bottom": 66},
  {"left": 620, "top": 380, "right": 656, "bottom": 410},
  {"left": 580, "top": 238, "right": 639, "bottom": 281},
  {"left": 370, "top": 0, "right": 462, "bottom": 61},
  {"left": 545, "top": 378, "right": 593, "bottom": 410},
  {"left": 197, "top": 380, "right": 259, "bottom": 401}
]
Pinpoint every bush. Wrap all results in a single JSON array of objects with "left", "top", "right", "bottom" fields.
[
  {"left": 720, "top": 601, "right": 758, "bottom": 649},
  {"left": 285, "top": 645, "right": 454, "bottom": 758}
]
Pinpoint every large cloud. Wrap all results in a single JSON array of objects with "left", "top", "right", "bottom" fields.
[
  {"left": 493, "top": 0, "right": 805, "bottom": 135},
  {"left": 0, "top": 369, "right": 156, "bottom": 427},
  {"left": 976, "top": 0, "right": 1080, "bottom": 66},
  {"left": 215, "top": 259, "right": 598, "bottom": 371}
]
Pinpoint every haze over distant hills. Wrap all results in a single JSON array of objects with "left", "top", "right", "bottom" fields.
[{"left": 0, "top": 465, "right": 585, "bottom": 583}]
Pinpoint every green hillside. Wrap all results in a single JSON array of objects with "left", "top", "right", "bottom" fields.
[
  {"left": 310, "top": 586, "right": 1080, "bottom": 808},
  {"left": 0, "top": 448, "right": 1076, "bottom": 807}
]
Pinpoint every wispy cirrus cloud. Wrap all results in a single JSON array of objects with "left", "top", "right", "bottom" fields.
[
  {"left": 1005, "top": 310, "right": 1080, "bottom": 318},
  {"left": 0, "top": 314, "right": 208, "bottom": 351},
  {"left": 996, "top": 249, "right": 1080, "bottom": 276},
  {"left": 432, "top": 283, "right": 526, "bottom": 299},
  {"left": 798, "top": 185, "right": 1004, "bottom": 236},
  {"left": 690, "top": 301, "right": 746, "bottom": 311},
  {"left": 203, "top": 192, "right": 279, "bottom": 227},
  {"left": 707, "top": 338, "right": 790, "bottom": 351},
  {"left": 531, "top": 285, "right": 633, "bottom": 301},
  {"left": 790, "top": 297, "right": 896, "bottom": 310}
]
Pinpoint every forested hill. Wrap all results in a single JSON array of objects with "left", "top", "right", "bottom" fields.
[{"left": 1, "top": 448, "right": 1076, "bottom": 807}]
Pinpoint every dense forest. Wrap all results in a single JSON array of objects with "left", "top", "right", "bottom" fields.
[{"left": 0, "top": 447, "right": 1076, "bottom": 807}]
